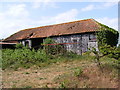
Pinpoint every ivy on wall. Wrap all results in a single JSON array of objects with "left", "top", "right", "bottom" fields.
[
  {"left": 96, "top": 23, "right": 120, "bottom": 59},
  {"left": 96, "top": 23, "right": 119, "bottom": 47}
]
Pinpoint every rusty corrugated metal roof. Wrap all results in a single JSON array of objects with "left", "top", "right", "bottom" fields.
[{"left": 4, "top": 19, "right": 101, "bottom": 41}]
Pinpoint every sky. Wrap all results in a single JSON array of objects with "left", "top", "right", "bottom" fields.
[{"left": 0, "top": 0, "right": 119, "bottom": 44}]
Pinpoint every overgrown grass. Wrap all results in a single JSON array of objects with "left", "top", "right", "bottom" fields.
[
  {"left": 2, "top": 47, "right": 119, "bottom": 88},
  {"left": 2, "top": 48, "right": 47, "bottom": 69},
  {"left": 2, "top": 48, "right": 90, "bottom": 70},
  {"left": 1, "top": 45, "right": 119, "bottom": 73},
  {"left": 100, "top": 56, "right": 119, "bottom": 75}
]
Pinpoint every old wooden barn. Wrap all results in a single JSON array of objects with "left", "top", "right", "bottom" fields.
[{"left": 3, "top": 19, "right": 111, "bottom": 54}]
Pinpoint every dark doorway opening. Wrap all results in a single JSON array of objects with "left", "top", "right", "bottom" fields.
[
  {"left": 31, "top": 38, "right": 44, "bottom": 49},
  {"left": 25, "top": 41, "right": 29, "bottom": 47}
]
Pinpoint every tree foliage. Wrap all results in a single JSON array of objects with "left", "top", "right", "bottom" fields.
[{"left": 15, "top": 43, "right": 24, "bottom": 49}]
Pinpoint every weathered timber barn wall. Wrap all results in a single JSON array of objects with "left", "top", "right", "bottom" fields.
[
  {"left": 7, "top": 32, "right": 98, "bottom": 54},
  {"left": 51, "top": 32, "right": 98, "bottom": 54}
]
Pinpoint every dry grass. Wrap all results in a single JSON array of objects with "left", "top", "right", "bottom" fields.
[{"left": 2, "top": 59, "right": 119, "bottom": 88}]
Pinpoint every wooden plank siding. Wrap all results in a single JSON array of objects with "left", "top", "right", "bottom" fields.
[
  {"left": 51, "top": 32, "right": 98, "bottom": 55},
  {"left": 20, "top": 32, "right": 98, "bottom": 55}
]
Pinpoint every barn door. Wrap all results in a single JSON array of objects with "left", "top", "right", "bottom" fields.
[
  {"left": 82, "top": 34, "right": 89, "bottom": 53},
  {"left": 71, "top": 36, "right": 82, "bottom": 55}
]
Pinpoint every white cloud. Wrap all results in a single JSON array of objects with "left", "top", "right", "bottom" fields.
[
  {"left": 30, "top": 9, "right": 78, "bottom": 26},
  {"left": 97, "top": 2, "right": 118, "bottom": 9},
  {"left": 32, "top": 2, "right": 41, "bottom": 9},
  {"left": 32, "top": 0, "right": 58, "bottom": 9},
  {"left": 1, "top": 4, "right": 29, "bottom": 18},
  {"left": 96, "top": 17, "right": 118, "bottom": 30},
  {"left": 0, "top": 7, "right": 78, "bottom": 39},
  {"left": 8, "top": 4, "right": 29, "bottom": 17},
  {"left": 0, "top": 4, "right": 30, "bottom": 39},
  {"left": 81, "top": 5, "right": 95, "bottom": 12},
  {"left": 103, "top": 2, "right": 118, "bottom": 7},
  {"left": 52, "top": 9, "right": 78, "bottom": 23},
  {"left": 81, "top": 2, "right": 117, "bottom": 12}
]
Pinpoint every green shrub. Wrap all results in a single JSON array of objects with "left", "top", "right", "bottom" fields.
[
  {"left": 99, "top": 44, "right": 120, "bottom": 60},
  {"left": 15, "top": 43, "right": 24, "bottom": 49},
  {"left": 2, "top": 48, "right": 48, "bottom": 69},
  {"left": 2, "top": 38, "right": 87, "bottom": 70},
  {"left": 42, "top": 38, "right": 66, "bottom": 56}
]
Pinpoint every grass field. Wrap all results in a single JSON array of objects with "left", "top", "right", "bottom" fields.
[{"left": 2, "top": 55, "right": 119, "bottom": 88}]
